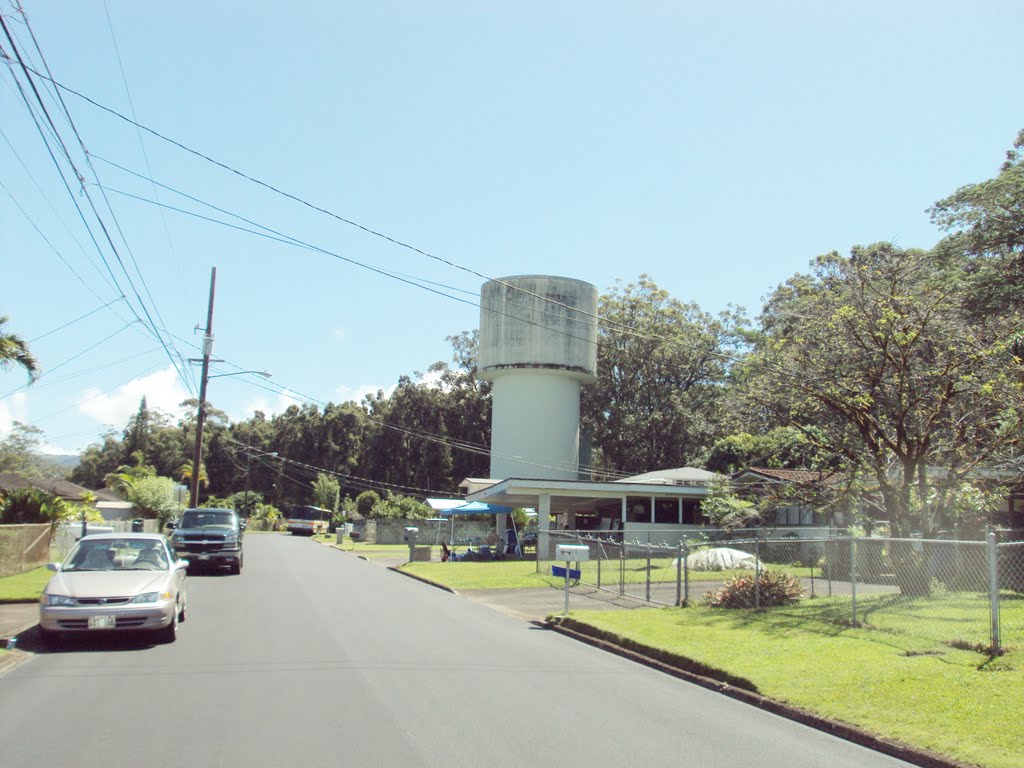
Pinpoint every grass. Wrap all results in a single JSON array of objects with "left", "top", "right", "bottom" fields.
[
  {"left": 403, "top": 560, "right": 565, "bottom": 590},
  {"left": 0, "top": 566, "right": 51, "bottom": 603},
  {"left": 566, "top": 598, "right": 1023, "bottom": 768}
]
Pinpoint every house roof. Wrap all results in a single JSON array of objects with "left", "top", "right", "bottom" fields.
[
  {"left": 732, "top": 467, "right": 839, "bottom": 485},
  {"left": 0, "top": 472, "right": 96, "bottom": 501},
  {"left": 617, "top": 467, "right": 720, "bottom": 485}
]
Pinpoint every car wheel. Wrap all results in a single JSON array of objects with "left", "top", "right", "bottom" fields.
[
  {"left": 156, "top": 605, "right": 178, "bottom": 644},
  {"left": 229, "top": 560, "right": 241, "bottom": 575}
]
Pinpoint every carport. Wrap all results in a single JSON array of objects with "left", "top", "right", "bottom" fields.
[{"left": 460, "top": 471, "right": 718, "bottom": 556}]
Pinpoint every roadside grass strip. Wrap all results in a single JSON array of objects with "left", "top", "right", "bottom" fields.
[
  {"left": 567, "top": 599, "right": 1022, "bottom": 768},
  {"left": 403, "top": 560, "right": 565, "bottom": 590},
  {"left": 0, "top": 566, "right": 50, "bottom": 603}
]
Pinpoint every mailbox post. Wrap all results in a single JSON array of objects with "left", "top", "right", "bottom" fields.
[
  {"left": 555, "top": 543, "right": 590, "bottom": 615},
  {"left": 403, "top": 526, "right": 419, "bottom": 563}
]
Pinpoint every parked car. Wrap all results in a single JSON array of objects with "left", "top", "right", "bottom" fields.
[
  {"left": 39, "top": 533, "right": 188, "bottom": 645},
  {"left": 169, "top": 507, "right": 244, "bottom": 574}
]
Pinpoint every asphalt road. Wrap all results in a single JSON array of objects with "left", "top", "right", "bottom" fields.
[{"left": 0, "top": 535, "right": 914, "bottom": 768}]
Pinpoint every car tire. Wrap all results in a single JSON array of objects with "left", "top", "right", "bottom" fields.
[
  {"left": 178, "top": 601, "right": 186, "bottom": 623},
  {"left": 156, "top": 605, "right": 178, "bottom": 644},
  {"left": 229, "top": 560, "right": 241, "bottom": 575}
]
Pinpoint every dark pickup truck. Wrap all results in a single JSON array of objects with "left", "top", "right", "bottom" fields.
[{"left": 169, "top": 508, "right": 244, "bottom": 574}]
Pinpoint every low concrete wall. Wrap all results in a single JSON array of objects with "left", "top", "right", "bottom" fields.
[{"left": 349, "top": 518, "right": 498, "bottom": 545}]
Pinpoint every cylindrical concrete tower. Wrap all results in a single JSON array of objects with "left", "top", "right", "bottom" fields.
[{"left": 478, "top": 275, "right": 598, "bottom": 480}]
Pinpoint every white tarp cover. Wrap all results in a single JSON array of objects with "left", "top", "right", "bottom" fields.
[{"left": 682, "top": 547, "right": 757, "bottom": 571}]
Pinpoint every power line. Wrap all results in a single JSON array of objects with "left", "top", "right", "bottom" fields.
[
  {"left": 15, "top": 5, "right": 190, "bottom": 393},
  {"left": 19, "top": 59, "right": 843, "bottom": 392},
  {"left": 0, "top": 14, "right": 195, "bottom": 397},
  {"left": 27, "top": 297, "right": 126, "bottom": 342}
]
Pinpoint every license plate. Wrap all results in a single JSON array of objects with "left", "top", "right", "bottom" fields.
[
  {"left": 88, "top": 615, "right": 116, "bottom": 629},
  {"left": 198, "top": 554, "right": 210, "bottom": 560}
]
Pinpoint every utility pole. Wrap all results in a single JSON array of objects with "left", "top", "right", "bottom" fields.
[{"left": 189, "top": 267, "right": 217, "bottom": 508}]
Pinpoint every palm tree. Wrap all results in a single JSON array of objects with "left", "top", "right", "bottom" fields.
[
  {"left": 176, "top": 459, "right": 208, "bottom": 489},
  {"left": 0, "top": 315, "right": 40, "bottom": 383}
]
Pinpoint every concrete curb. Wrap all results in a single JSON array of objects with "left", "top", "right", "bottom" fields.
[
  {"left": 387, "top": 566, "right": 458, "bottom": 594},
  {"left": 544, "top": 618, "right": 972, "bottom": 768}
]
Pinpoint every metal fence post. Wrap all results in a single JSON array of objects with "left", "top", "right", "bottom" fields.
[
  {"left": 851, "top": 537, "right": 858, "bottom": 627},
  {"left": 683, "top": 539, "right": 690, "bottom": 605},
  {"left": 620, "top": 543, "right": 625, "bottom": 597},
  {"left": 597, "top": 552, "right": 602, "bottom": 590},
  {"left": 646, "top": 543, "right": 652, "bottom": 603},
  {"left": 676, "top": 542, "right": 683, "bottom": 606},
  {"left": 988, "top": 531, "right": 1001, "bottom": 654},
  {"left": 754, "top": 536, "right": 761, "bottom": 611}
]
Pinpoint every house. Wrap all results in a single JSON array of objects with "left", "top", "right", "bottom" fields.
[
  {"left": 0, "top": 472, "right": 134, "bottom": 519},
  {"left": 460, "top": 467, "right": 721, "bottom": 549},
  {"left": 730, "top": 467, "right": 843, "bottom": 534}
]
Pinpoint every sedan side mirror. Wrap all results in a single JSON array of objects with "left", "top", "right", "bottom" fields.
[
  {"left": 239, "top": 519, "right": 247, "bottom": 531},
  {"left": 166, "top": 522, "right": 177, "bottom": 531},
  {"left": 175, "top": 559, "right": 190, "bottom": 570},
  {"left": 46, "top": 562, "right": 62, "bottom": 572}
]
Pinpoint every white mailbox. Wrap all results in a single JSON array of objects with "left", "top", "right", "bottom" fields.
[{"left": 555, "top": 544, "right": 590, "bottom": 562}]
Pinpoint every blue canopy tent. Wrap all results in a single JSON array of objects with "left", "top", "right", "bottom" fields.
[{"left": 439, "top": 501, "right": 517, "bottom": 557}]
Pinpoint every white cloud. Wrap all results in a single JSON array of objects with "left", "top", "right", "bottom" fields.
[
  {"left": 416, "top": 368, "right": 447, "bottom": 390},
  {"left": 78, "top": 367, "right": 190, "bottom": 426},
  {"left": 335, "top": 383, "right": 393, "bottom": 404},
  {"left": 237, "top": 391, "right": 303, "bottom": 421},
  {"left": 0, "top": 392, "right": 29, "bottom": 438},
  {"left": 332, "top": 328, "right": 346, "bottom": 342}
]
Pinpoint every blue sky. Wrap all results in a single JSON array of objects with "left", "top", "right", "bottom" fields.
[{"left": 1, "top": 0, "right": 1021, "bottom": 455}]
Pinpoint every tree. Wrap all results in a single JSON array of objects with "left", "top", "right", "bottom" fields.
[
  {"left": 0, "top": 315, "right": 39, "bottom": 383},
  {"left": 104, "top": 452, "right": 156, "bottom": 497},
  {"left": 176, "top": 459, "right": 208, "bottom": 491},
  {"left": 581, "top": 275, "right": 743, "bottom": 475},
  {"left": 705, "top": 426, "right": 834, "bottom": 475},
  {"left": 124, "top": 475, "right": 181, "bottom": 524},
  {"left": 0, "top": 422, "right": 45, "bottom": 476},
  {"left": 70, "top": 430, "right": 124, "bottom": 488},
  {"left": 354, "top": 490, "right": 380, "bottom": 519},
  {"left": 123, "top": 397, "right": 152, "bottom": 458},
  {"left": 310, "top": 472, "right": 340, "bottom": 515},
  {"left": 372, "top": 492, "right": 431, "bottom": 520},
  {"left": 930, "top": 128, "right": 1024, "bottom": 317},
  {"left": 734, "top": 244, "right": 1024, "bottom": 548}
]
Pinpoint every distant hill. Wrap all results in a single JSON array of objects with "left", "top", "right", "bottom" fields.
[{"left": 45, "top": 454, "right": 80, "bottom": 469}]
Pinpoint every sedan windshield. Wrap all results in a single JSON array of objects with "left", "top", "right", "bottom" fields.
[{"left": 64, "top": 539, "right": 169, "bottom": 571}]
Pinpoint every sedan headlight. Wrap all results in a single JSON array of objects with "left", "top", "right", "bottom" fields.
[
  {"left": 44, "top": 594, "right": 76, "bottom": 607},
  {"left": 130, "top": 590, "right": 172, "bottom": 604}
]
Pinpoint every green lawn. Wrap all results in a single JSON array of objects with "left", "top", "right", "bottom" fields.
[
  {"left": 403, "top": 560, "right": 565, "bottom": 590},
  {"left": 0, "top": 567, "right": 51, "bottom": 603},
  {"left": 566, "top": 599, "right": 1022, "bottom": 768}
]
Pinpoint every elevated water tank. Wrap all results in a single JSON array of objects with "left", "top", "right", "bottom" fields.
[{"left": 478, "top": 275, "right": 598, "bottom": 480}]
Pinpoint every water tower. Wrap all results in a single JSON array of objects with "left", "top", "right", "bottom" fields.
[{"left": 478, "top": 275, "right": 598, "bottom": 480}]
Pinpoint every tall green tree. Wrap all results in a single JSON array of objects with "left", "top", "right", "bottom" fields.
[
  {"left": 310, "top": 472, "right": 340, "bottom": 514},
  {"left": 0, "top": 422, "right": 45, "bottom": 476},
  {"left": 734, "top": 243, "right": 1024, "bottom": 543},
  {"left": 0, "top": 315, "right": 39, "bottom": 383},
  {"left": 581, "top": 275, "right": 743, "bottom": 475},
  {"left": 930, "top": 128, "right": 1024, "bottom": 317}
]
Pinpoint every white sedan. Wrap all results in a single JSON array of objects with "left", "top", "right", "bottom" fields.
[{"left": 39, "top": 532, "right": 188, "bottom": 645}]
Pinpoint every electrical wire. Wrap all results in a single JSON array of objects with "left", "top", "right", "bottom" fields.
[{"left": 1, "top": 14, "right": 194, "bottom": 397}]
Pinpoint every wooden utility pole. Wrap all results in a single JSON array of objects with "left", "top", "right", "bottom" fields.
[{"left": 189, "top": 267, "right": 217, "bottom": 508}]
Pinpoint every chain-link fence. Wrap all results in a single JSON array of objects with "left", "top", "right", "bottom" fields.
[
  {"left": 540, "top": 529, "right": 1024, "bottom": 654},
  {"left": 0, "top": 524, "right": 52, "bottom": 576}
]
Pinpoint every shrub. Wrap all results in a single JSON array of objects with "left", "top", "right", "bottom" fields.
[{"left": 702, "top": 569, "right": 804, "bottom": 609}]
